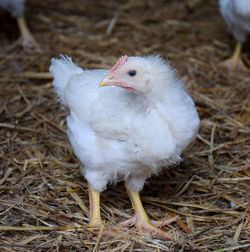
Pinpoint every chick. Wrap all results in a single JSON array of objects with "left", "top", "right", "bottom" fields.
[
  {"left": 50, "top": 55, "right": 200, "bottom": 239},
  {"left": 0, "top": 0, "right": 41, "bottom": 52}
]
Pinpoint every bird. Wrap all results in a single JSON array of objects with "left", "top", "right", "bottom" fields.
[
  {"left": 219, "top": 0, "right": 250, "bottom": 71},
  {"left": 0, "top": 0, "right": 41, "bottom": 52},
  {"left": 49, "top": 55, "right": 200, "bottom": 239}
]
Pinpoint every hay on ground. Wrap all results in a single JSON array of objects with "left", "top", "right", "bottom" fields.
[{"left": 0, "top": 0, "right": 249, "bottom": 251}]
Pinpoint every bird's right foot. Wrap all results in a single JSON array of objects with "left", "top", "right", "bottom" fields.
[{"left": 120, "top": 214, "right": 178, "bottom": 240}]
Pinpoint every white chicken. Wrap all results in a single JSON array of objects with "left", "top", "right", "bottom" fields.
[
  {"left": 50, "top": 55, "right": 200, "bottom": 239},
  {"left": 219, "top": 0, "right": 250, "bottom": 71},
  {"left": 0, "top": 0, "right": 40, "bottom": 51}
]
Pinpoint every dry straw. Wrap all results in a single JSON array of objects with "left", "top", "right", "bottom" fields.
[{"left": 0, "top": 0, "right": 249, "bottom": 251}]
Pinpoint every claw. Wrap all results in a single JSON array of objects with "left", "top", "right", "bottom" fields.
[
  {"left": 122, "top": 186, "right": 178, "bottom": 240},
  {"left": 21, "top": 33, "right": 42, "bottom": 53},
  {"left": 219, "top": 42, "right": 249, "bottom": 72},
  {"left": 220, "top": 58, "right": 249, "bottom": 72},
  {"left": 120, "top": 214, "right": 176, "bottom": 240},
  {"left": 151, "top": 215, "right": 179, "bottom": 228}
]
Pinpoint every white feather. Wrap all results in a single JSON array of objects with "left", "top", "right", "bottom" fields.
[
  {"left": 49, "top": 55, "right": 84, "bottom": 104},
  {"left": 50, "top": 55, "right": 200, "bottom": 192},
  {"left": 0, "top": 0, "right": 25, "bottom": 18},
  {"left": 219, "top": 0, "right": 250, "bottom": 42}
]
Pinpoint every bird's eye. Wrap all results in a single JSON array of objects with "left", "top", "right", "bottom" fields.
[{"left": 128, "top": 70, "right": 137, "bottom": 77}]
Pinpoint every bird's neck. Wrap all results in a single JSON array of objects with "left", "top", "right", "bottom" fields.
[
  {"left": 135, "top": 80, "right": 179, "bottom": 114},
  {"left": 135, "top": 91, "right": 165, "bottom": 113}
]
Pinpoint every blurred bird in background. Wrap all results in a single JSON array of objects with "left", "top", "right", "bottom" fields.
[
  {"left": 219, "top": 0, "right": 250, "bottom": 71},
  {"left": 50, "top": 55, "right": 200, "bottom": 239},
  {"left": 0, "top": 0, "right": 41, "bottom": 52}
]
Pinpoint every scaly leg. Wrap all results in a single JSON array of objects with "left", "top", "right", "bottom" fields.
[
  {"left": 121, "top": 186, "right": 177, "bottom": 240},
  {"left": 220, "top": 42, "right": 248, "bottom": 72},
  {"left": 88, "top": 186, "right": 103, "bottom": 228},
  {"left": 17, "top": 17, "right": 41, "bottom": 52}
]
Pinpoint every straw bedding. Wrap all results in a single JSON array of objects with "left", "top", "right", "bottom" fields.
[{"left": 0, "top": 0, "right": 249, "bottom": 251}]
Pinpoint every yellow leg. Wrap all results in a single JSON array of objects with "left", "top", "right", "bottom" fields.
[
  {"left": 16, "top": 17, "right": 41, "bottom": 52},
  {"left": 220, "top": 42, "right": 248, "bottom": 72},
  {"left": 122, "top": 186, "right": 177, "bottom": 240},
  {"left": 127, "top": 190, "right": 150, "bottom": 223},
  {"left": 231, "top": 42, "right": 242, "bottom": 68},
  {"left": 88, "top": 186, "right": 103, "bottom": 228},
  {"left": 17, "top": 17, "right": 30, "bottom": 39}
]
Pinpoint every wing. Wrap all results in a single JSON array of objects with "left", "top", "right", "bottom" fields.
[
  {"left": 67, "top": 111, "right": 136, "bottom": 168},
  {"left": 155, "top": 88, "right": 200, "bottom": 153}
]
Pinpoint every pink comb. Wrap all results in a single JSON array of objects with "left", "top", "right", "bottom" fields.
[{"left": 110, "top": 55, "right": 128, "bottom": 73}]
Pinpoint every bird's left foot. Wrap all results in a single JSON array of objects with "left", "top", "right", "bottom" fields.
[
  {"left": 16, "top": 17, "right": 42, "bottom": 53},
  {"left": 120, "top": 214, "right": 178, "bottom": 240},
  {"left": 20, "top": 33, "right": 42, "bottom": 53},
  {"left": 7, "top": 30, "right": 42, "bottom": 53}
]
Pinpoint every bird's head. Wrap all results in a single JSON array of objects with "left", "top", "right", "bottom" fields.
[{"left": 99, "top": 55, "right": 175, "bottom": 95}]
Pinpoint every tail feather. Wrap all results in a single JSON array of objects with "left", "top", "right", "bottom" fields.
[{"left": 49, "top": 55, "right": 84, "bottom": 105}]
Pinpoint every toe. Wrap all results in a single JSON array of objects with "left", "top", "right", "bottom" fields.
[
  {"left": 22, "top": 36, "right": 42, "bottom": 53},
  {"left": 219, "top": 59, "right": 249, "bottom": 72},
  {"left": 151, "top": 215, "right": 179, "bottom": 228},
  {"left": 119, "top": 215, "right": 174, "bottom": 240},
  {"left": 120, "top": 215, "right": 137, "bottom": 226},
  {"left": 137, "top": 222, "right": 173, "bottom": 240}
]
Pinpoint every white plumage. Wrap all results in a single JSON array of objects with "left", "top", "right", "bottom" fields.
[
  {"left": 50, "top": 55, "right": 199, "bottom": 192},
  {"left": 219, "top": 0, "right": 250, "bottom": 70},
  {"left": 0, "top": 0, "right": 24, "bottom": 18},
  {"left": 219, "top": 0, "right": 250, "bottom": 42},
  {"left": 50, "top": 55, "right": 199, "bottom": 238}
]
